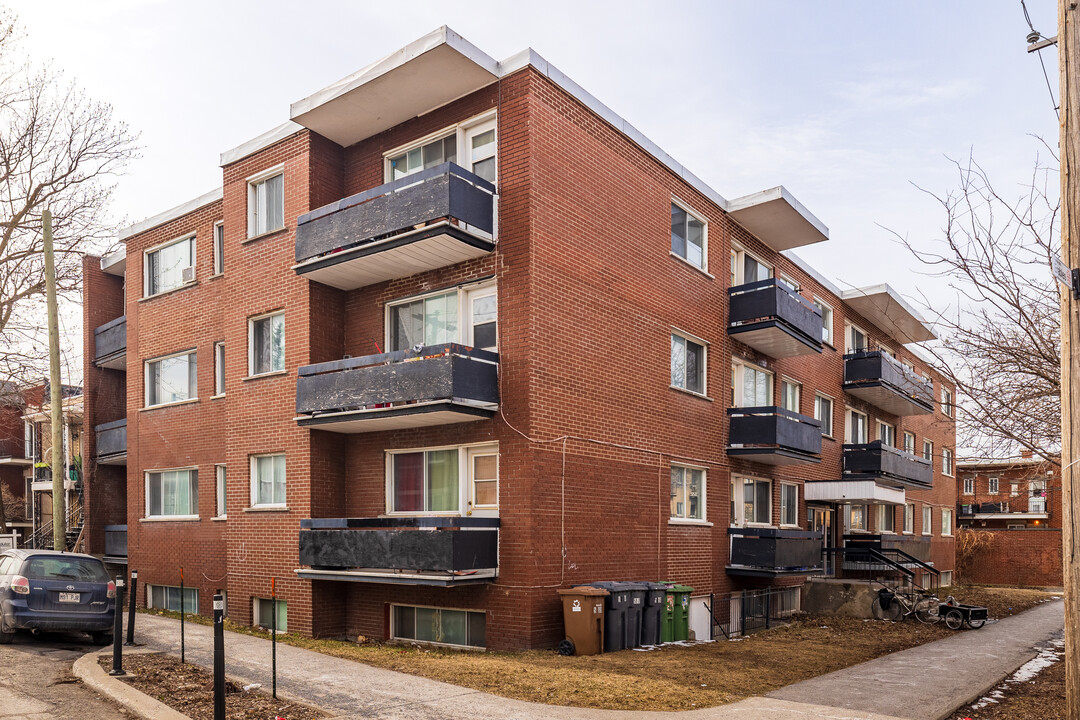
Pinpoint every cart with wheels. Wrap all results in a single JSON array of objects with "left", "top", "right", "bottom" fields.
[{"left": 939, "top": 601, "right": 987, "bottom": 630}]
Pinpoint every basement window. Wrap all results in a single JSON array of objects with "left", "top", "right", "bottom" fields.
[
  {"left": 147, "top": 584, "right": 198, "bottom": 613},
  {"left": 392, "top": 605, "right": 485, "bottom": 648},
  {"left": 254, "top": 597, "right": 287, "bottom": 632}
]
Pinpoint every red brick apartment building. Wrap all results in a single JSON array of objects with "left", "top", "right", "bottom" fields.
[{"left": 80, "top": 28, "right": 956, "bottom": 649}]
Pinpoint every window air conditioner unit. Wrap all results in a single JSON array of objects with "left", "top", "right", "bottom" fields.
[{"left": 181, "top": 266, "right": 195, "bottom": 283}]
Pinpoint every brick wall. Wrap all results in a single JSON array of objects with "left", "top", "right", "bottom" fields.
[{"left": 959, "top": 528, "right": 1062, "bottom": 587}]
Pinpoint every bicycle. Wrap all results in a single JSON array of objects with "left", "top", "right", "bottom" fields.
[{"left": 870, "top": 583, "right": 941, "bottom": 624}]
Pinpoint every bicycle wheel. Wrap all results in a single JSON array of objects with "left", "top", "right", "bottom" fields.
[
  {"left": 944, "top": 609, "right": 964, "bottom": 630},
  {"left": 872, "top": 596, "right": 902, "bottom": 622},
  {"left": 915, "top": 598, "right": 941, "bottom": 624}
]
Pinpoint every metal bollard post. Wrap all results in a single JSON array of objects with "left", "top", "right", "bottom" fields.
[
  {"left": 124, "top": 569, "right": 137, "bottom": 646},
  {"left": 109, "top": 576, "right": 126, "bottom": 676},
  {"left": 179, "top": 566, "right": 185, "bottom": 664},
  {"left": 213, "top": 594, "right": 225, "bottom": 720},
  {"left": 271, "top": 577, "right": 277, "bottom": 699}
]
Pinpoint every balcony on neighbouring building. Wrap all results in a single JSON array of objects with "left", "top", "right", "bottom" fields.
[
  {"left": 93, "top": 315, "right": 126, "bottom": 370},
  {"left": 295, "top": 343, "right": 498, "bottom": 433},
  {"left": 957, "top": 502, "right": 1048, "bottom": 522},
  {"left": 0, "top": 441, "right": 31, "bottom": 468},
  {"left": 104, "top": 524, "right": 128, "bottom": 562},
  {"left": 842, "top": 533, "right": 932, "bottom": 563},
  {"left": 727, "top": 406, "right": 822, "bottom": 465},
  {"left": 843, "top": 350, "right": 934, "bottom": 416},
  {"left": 843, "top": 441, "right": 933, "bottom": 489},
  {"left": 726, "top": 527, "right": 824, "bottom": 577},
  {"left": 95, "top": 419, "right": 127, "bottom": 465},
  {"left": 296, "top": 517, "right": 499, "bottom": 586},
  {"left": 728, "top": 279, "right": 823, "bottom": 357},
  {"left": 293, "top": 163, "right": 496, "bottom": 290}
]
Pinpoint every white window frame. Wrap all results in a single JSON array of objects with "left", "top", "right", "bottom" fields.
[
  {"left": 988, "top": 476, "right": 1000, "bottom": 495},
  {"left": 253, "top": 597, "right": 287, "bottom": 633},
  {"left": 384, "top": 281, "right": 498, "bottom": 352},
  {"left": 671, "top": 329, "right": 708, "bottom": 397},
  {"left": 780, "top": 378, "right": 801, "bottom": 414},
  {"left": 922, "top": 505, "right": 933, "bottom": 536},
  {"left": 670, "top": 464, "right": 707, "bottom": 523},
  {"left": 390, "top": 603, "right": 486, "bottom": 649},
  {"left": 670, "top": 197, "right": 708, "bottom": 271},
  {"left": 385, "top": 442, "right": 499, "bottom": 518},
  {"left": 382, "top": 111, "right": 498, "bottom": 183},
  {"left": 942, "top": 448, "right": 954, "bottom": 477},
  {"left": 467, "top": 446, "right": 499, "bottom": 512},
  {"left": 249, "top": 453, "right": 286, "bottom": 508},
  {"left": 730, "top": 244, "right": 773, "bottom": 287},
  {"left": 941, "top": 508, "right": 953, "bottom": 537},
  {"left": 904, "top": 503, "right": 915, "bottom": 534},
  {"left": 214, "top": 464, "right": 227, "bottom": 519},
  {"left": 877, "top": 421, "right": 895, "bottom": 447},
  {"left": 144, "top": 467, "right": 199, "bottom": 519},
  {"left": 1030, "top": 479, "right": 1047, "bottom": 513},
  {"left": 213, "top": 341, "right": 225, "bottom": 397},
  {"left": 846, "top": 407, "right": 869, "bottom": 444},
  {"left": 144, "top": 349, "right": 198, "bottom": 408},
  {"left": 212, "top": 220, "right": 224, "bottom": 276},
  {"left": 923, "top": 440, "right": 933, "bottom": 462},
  {"left": 731, "top": 476, "right": 771, "bottom": 527},
  {"left": 813, "top": 298, "right": 833, "bottom": 345},
  {"left": 732, "top": 361, "right": 772, "bottom": 407},
  {"left": 903, "top": 431, "right": 916, "bottom": 454},
  {"left": 246, "top": 164, "right": 285, "bottom": 239},
  {"left": 963, "top": 477, "right": 975, "bottom": 495},
  {"left": 877, "top": 504, "right": 895, "bottom": 533},
  {"left": 942, "top": 387, "right": 953, "bottom": 417},
  {"left": 845, "top": 503, "right": 868, "bottom": 532},
  {"left": 779, "top": 482, "right": 799, "bottom": 528},
  {"left": 845, "top": 323, "right": 869, "bottom": 353},
  {"left": 147, "top": 584, "right": 198, "bottom": 613},
  {"left": 143, "top": 233, "right": 196, "bottom": 298},
  {"left": 814, "top": 393, "right": 834, "bottom": 437},
  {"left": 1010, "top": 482, "right": 1020, "bottom": 497},
  {"left": 248, "top": 311, "right": 285, "bottom": 377}
]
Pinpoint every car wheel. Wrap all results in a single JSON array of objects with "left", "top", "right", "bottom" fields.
[{"left": 90, "top": 632, "right": 112, "bottom": 646}]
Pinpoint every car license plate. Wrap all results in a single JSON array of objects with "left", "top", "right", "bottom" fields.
[{"left": 58, "top": 592, "right": 80, "bottom": 603}]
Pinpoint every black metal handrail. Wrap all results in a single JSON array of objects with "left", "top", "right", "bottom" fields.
[
  {"left": 726, "top": 405, "right": 822, "bottom": 427},
  {"left": 298, "top": 343, "right": 499, "bottom": 378}
]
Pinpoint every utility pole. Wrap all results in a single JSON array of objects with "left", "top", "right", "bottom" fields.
[{"left": 43, "top": 209, "right": 66, "bottom": 552}]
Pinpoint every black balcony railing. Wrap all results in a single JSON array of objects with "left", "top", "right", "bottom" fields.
[
  {"left": 728, "top": 279, "right": 823, "bottom": 357},
  {"left": 95, "top": 419, "right": 127, "bottom": 464},
  {"left": 842, "top": 533, "right": 932, "bottom": 563},
  {"left": 726, "top": 406, "right": 822, "bottom": 465},
  {"left": 727, "top": 527, "right": 824, "bottom": 576},
  {"left": 296, "top": 343, "right": 499, "bottom": 432},
  {"left": 0, "top": 441, "right": 23, "bottom": 459},
  {"left": 298, "top": 517, "right": 499, "bottom": 585},
  {"left": 294, "top": 162, "right": 496, "bottom": 290},
  {"left": 93, "top": 315, "right": 126, "bottom": 370},
  {"left": 843, "top": 350, "right": 934, "bottom": 416},
  {"left": 843, "top": 441, "right": 933, "bottom": 488}
]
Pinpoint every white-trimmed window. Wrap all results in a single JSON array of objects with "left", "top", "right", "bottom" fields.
[
  {"left": 922, "top": 505, "right": 933, "bottom": 535},
  {"left": 877, "top": 504, "right": 894, "bottom": 533},
  {"left": 1010, "top": 482, "right": 1020, "bottom": 497},
  {"left": 468, "top": 447, "right": 498, "bottom": 511},
  {"left": 846, "top": 323, "right": 868, "bottom": 353},
  {"left": 845, "top": 504, "right": 868, "bottom": 531},
  {"left": 815, "top": 394, "right": 833, "bottom": 437},
  {"left": 847, "top": 408, "right": 869, "bottom": 444},
  {"left": 781, "top": 379, "right": 801, "bottom": 413},
  {"left": 903, "top": 431, "right": 916, "bottom": 454},
  {"left": 388, "top": 444, "right": 499, "bottom": 516},
  {"left": 147, "top": 585, "right": 198, "bottom": 613},
  {"left": 146, "top": 468, "right": 198, "bottom": 518},
  {"left": 144, "top": 234, "right": 195, "bottom": 297},
  {"left": 671, "top": 332, "right": 707, "bottom": 395},
  {"left": 963, "top": 477, "right": 974, "bottom": 495},
  {"left": 904, "top": 503, "right": 914, "bottom": 533},
  {"left": 214, "top": 464, "right": 226, "bottom": 519},
  {"left": 942, "top": 387, "right": 953, "bottom": 417},
  {"left": 670, "top": 200, "right": 707, "bottom": 269},
  {"left": 392, "top": 605, "right": 485, "bottom": 648},
  {"left": 942, "top": 448, "right": 954, "bottom": 476},
  {"left": 732, "top": 362, "right": 771, "bottom": 407},
  {"left": 730, "top": 246, "right": 772, "bottom": 286},
  {"left": 145, "top": 350, "right": 197, "bottom": 407},
  {"left": 385, "top": 113, "right": 497, "bottom": 184},
  {"left": 988, "top": 476, "right": 999, "bottom": 495},
  {"left": 780, "top": 483, "right": 798, "bottom": 527},
  {"left": 939, "top": 570, "right": 953, "bottom": 586},
  {"left": 212, "top": 221, "right": 224, "bottom": 275},
  {"left": 922, "top": 440, "right": 933, "bottom": 462},
  {"left": 877, "top": 421, "right": 895, "bottom": 447},
  {"left": 213, "top": 342, "right": 225, "bottom": 396},
  {"left": 942, "top": 508, "right": 953, "bottom": 536},
  {"left": 254, "top": 597, "right": 287, "bottom": 632},
  {"left": 387, "top": 283, "right": 497, "bottom": 352},
  {"left": 250, "top": 454, "right": 286, "bottom": 507},
  {"left": 23, "top": 420, "right": 35, "bottom": 460},
  {"left": 814, "top": 298, "right": 833, "bottom": 345},
  {"left": 247, "top": 166, "right": 284, "bottom": 238},
  {"left": 249, "top": 312, "right": 284, "bottom": 376},
  {"left": 670, "top": 465, "right": 706, "bottom": 521},
  {"left": 1030, "top": 480, "right": 1047, "bottom": 513},
  {"left": 390, "top": 134, "right": 456, "bottom": 179},
  {"left": 731, "top": 476, "right": 770, "bottom": 526}
]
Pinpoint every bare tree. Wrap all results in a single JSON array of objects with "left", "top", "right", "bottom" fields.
[
  {"left": 891, "top": 147, "right": 1060, "bottom": 464},
  {"left": 0, "top": 8, "right": 139, "bottom": 387}
]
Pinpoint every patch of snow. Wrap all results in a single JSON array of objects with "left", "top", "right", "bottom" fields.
[{"left": 964, "top": 636, "right": 1064, "bottom": 711}]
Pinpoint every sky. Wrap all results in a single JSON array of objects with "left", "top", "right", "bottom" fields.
[{"left": 6, "top": 0, "right": 1063, "bottom": 360}]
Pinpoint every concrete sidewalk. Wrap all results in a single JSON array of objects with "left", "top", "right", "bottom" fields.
[{"left": 121, "top": 600, "right": 1063, "bottom": 720}]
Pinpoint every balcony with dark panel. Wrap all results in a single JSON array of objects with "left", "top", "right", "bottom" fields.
[
  {"left": 293, "top": 163, "right": 496, "bottom": 290},
  {"left": 95, "top": 419, "right": 127, "bottom": 466},
  {"left": 728, "top": 279, "right": 823, "bottom": 357},
  {"left": 726, "top": 407, "right": 822, "bottom": 465},
  {"left": 296, "top": 517, "right": 499, "bottom": 586},
  {"left": 843, "top": 441, "right": 933, "bottom": 489},
  {"left": 295, "top": 343, "right": 498, "bottom": 433},
  {"left": 726, "top": 527, "right": 824, "bottom": 577},
  {"left": 93, "top": 315, "right": 126, "bottom": 370},
  {"left": 843, "top": 350, "right": 934, "bottom": 416}
]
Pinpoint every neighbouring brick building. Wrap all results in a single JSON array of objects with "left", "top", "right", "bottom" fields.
[{"left": 80, "top": 28, "right": 956, "bottom": 649}]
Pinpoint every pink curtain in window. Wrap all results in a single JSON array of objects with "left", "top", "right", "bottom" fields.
[{"left": 393, "top": 453, "right": 424, "bottom": 512}]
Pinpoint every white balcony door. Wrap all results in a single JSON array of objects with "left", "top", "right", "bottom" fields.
[
  {"left": 465, "top": 286, "right": 498, "bottom": 351},
  {"left": 464, "top": 119, "right": 497, "bottom": 183}
]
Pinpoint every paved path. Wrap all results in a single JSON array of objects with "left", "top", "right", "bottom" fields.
[
  {"left": 124, "top": 601, "right": 1063, "bottom": 720},
  {"left": 769, "top": 598, "right": 1065, "bottom": 720}
]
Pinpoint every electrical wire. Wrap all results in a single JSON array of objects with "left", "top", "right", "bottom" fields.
[{"left": 1021, "top": 0, "right": 1061, "bottom": 120}]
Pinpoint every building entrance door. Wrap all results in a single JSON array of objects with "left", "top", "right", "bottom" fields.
[{"left": 809, "top": 505, "right": 834, "bottom": 575}]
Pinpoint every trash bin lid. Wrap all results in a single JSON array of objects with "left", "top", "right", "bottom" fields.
[
  {"left": 557, "top": 586, "right": 609, "bottom": 597},
  {"left": 587, "top": 581, "right": 638, "bottom": 592},
  {"left": 639, "top": 581, "right": 670, "bottom": 590},
  {"left": 669, "top": 584, "right": 694, "bottom": 593},
  {"left": 622, "top": 582, "right": 649, "bottom": 592}
]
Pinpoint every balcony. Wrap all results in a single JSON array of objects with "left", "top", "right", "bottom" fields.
[
  {"left": 843, "top": 441, "right": 933, "bottom": 489},
  {"left": 293, "top": 163, "right": 496, "bottom": 290},
  {"left": 843, "top": 350, "right": 934, "bottom": 416},
  {"left": 295, "top": 343, "right": 498, "bottom": 433},
  {"left": 95, "top": 419, "right": 127, "bottom": 465},
  {"left": 0, "top": 441, "right": 31, "bottom": 467},
  {"left": 93, "top": 315, "right": 126, "bottom": 370},
  {"left": 727, "top": 527, "right": 824, "bottom": 577},
  {"left": 728, "top": 279, "right": 823, "bottom": 357},
  {"left": 843, "top": 534, "right": 931, "bottom": 564},
  {"left": 958, "top": 502, "right": 1048, "bottom": 521},
  {"left": 296, "top": 517, "right": 498, "bottom": 586},
  {"left": 727, "top": 406, "right": 822, "bottom": 465}
]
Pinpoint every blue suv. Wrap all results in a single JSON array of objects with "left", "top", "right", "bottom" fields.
[{"left": 0, "top": 549, "right": 116, "bottom": 644}]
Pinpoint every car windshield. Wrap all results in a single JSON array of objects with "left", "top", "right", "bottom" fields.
[{"left": 22, "top": 557, "right": 109, "bottom": 583}]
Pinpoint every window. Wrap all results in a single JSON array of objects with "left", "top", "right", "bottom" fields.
[
  {"left": 388, "top": 284, "right": 497, "bottom": 352},
  {"left": 393, "top": 605, "right": 485, "bottom": 648},
  {"left": 730, "top": 246, "right": 772, "bottom": 286},
  {"left": 939, "top": 570, "right": 953, "bottom": 586},
  {"left": 23, "top": 420, "right": 34, "bottom": 460},
  {"left": 1030, "top": 480, "right": 1047, "bottom": 513},
  {"left": 251, "top": 454, "right": 286, "bottom": 507},
  {"left": 903, "top": 431, "right": 916, "bottom": 454},
  {"left": 213, "top": 342, "right": 225, "bottom": 396},
  {"left": 465, "top": 121, "right": 497, "bottom": 182},
  {"left": 146, "top": 469, "right": 198, "bottom": 518},
  {"left": 468, "top": 448, "right": 498, "bottom": 510},
  {"left": 254, "top": 598, "right": 287, "bottom": 632},
  {"left": 148, "top": 585, "right": 198, "bottom": 613},
  {"left": 780, "top": 483, "right": 798, "bottom": 527},
  {"left": 671, "top": 333, "right": 706, "bottom": 395},
  {"left": 877, "top": 504, "right": 895, "bottom": 533},
  {"left": 942, "top": 387, "right": 953, "bottom": 417},
  {"left": 815, "top": 394, "right": 833, "bottom": 436},
  {"left": 145, "top": 234, "right": 195, "bottom": 297},
  {"left": 145, "top": 351, "right": 197, "bottom": 407},
  {"left": 877, "top": 421, "right": 895, "bottom": 447},
  {"left": 670, "top": 465, "right": 705, "bottom": 521},
  {"left": 942, "top": 448, "right": 953, "bottom": 476},
  {"left": 988, "top": 476, "right": 999, "bottom": 495},
  {"left": 214, "top": 465, "right": 226, "bottom": 518},
  {"left": 922, "top": 505, "right": 932, "bottom": 535},
  {"left": 904, "top": 503, "right": 914, "bottom": 533},
  {"left": 942, "top": 508, "right": 953, "bottom": 536},
  {"left": 247, "top": 168, "right": 284, "bottom": 238},
  {"left": 731, "top": 477, "right": 770, "bottom": 526},
  {"left": 813, "top": 298, "right": 833, "bottom": 345},
  {"left": 922, "top": 440, "right": 933, "bottom": 462},
  {"left": 781, "top": 380, "right": 801, "bottom": 413},
  {"left": 670, "top": 201, "right": 707, "bottom": 269},
  {"left": 389, "top": 134, "right": 456, "bottom": 180},
  {"left": 846, "top": 324, "right": 868, "bottom": 353},
  {"left": 963, "top": 477, "right": 974, "bottom": 495},
  {"left": 845, "top": 504, "right": 867, "bottom": 531},
  {"left": 1010, "top": 482, "right": 1020, "bottom": 497},
  {"left": 212, "top": 221, "right": 224, "bottom": 275},
  {"left": 386, "top": 115, "right": 497, "bottom": 184},
  {"left": 390, "top": 449, "right": 459, "bottom": 513},
  {"left": 847, "top": 408, "right": 869, "bottom": 444},
  {"left": 732, "top": 362, "right": 771, "bottom": 407},
  {"left": 249, "top": 312, "right": 284, "bottom": 376}
]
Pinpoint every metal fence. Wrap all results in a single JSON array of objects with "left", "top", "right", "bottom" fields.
[{"left": 706, "top": 586, "right": 801, "bottom": 639}]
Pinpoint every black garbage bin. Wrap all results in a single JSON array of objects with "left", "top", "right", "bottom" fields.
[
  {"left": 588, "top": 582, "right": 635, "bottom": 652},
  {"left": 622, "top": 582, "right": 649, "bottom": 648},
  {"left": 639, "top": 581, "right": 668, "bottom": 646}
]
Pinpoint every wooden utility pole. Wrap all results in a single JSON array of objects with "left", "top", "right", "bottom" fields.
[{"left": 43, "top": 209, "right": 66, "bottom": 552}]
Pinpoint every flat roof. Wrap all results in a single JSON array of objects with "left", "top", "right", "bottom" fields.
[
  {"left": 842, "top": 284, "right": 937, "bottom": 344},
  {"left": 117, "top": 187, "right": 223, "bottom": 242},
  {"left": 100, "top": 248, "right": 126, "bottom": 276}
]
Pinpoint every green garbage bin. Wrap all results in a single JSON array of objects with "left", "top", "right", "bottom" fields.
[{"left": 658, "top": 582, "right": 694, "bottom": 642}]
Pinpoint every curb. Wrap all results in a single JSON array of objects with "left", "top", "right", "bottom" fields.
[{"left": 72, "top": 650, "right": 191, "bottom": 720}]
